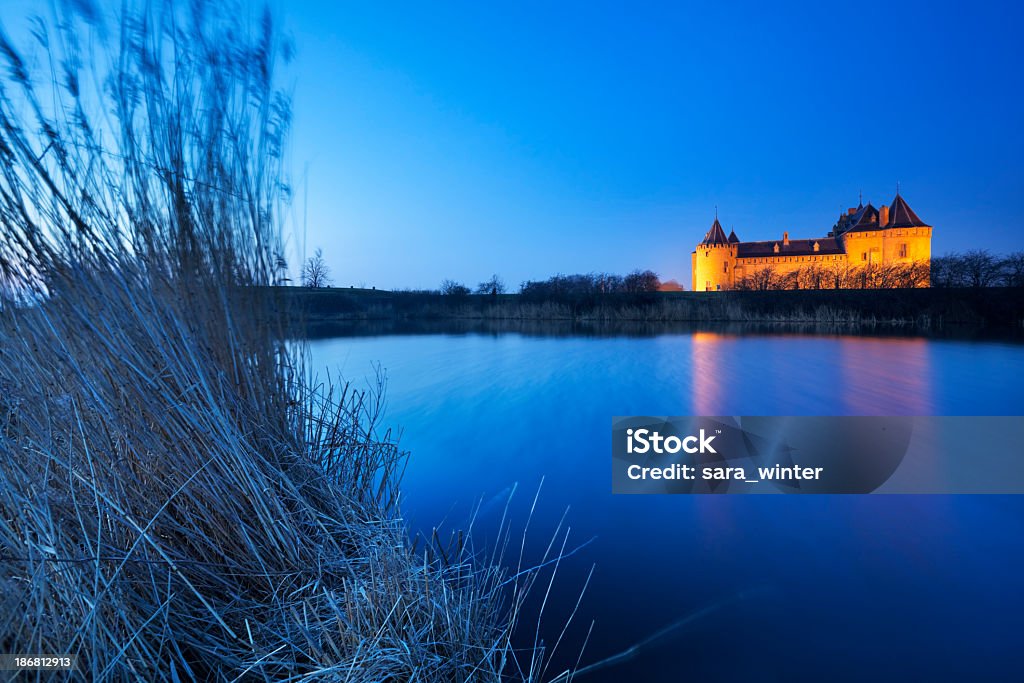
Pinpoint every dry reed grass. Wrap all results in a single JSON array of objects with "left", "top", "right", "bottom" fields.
[{"left": 0, "top": 2, "right": 568, "bottom": 679}]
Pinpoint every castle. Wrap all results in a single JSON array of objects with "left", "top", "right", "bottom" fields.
[{"left": 691, "top": 192, "right": 932, "bottom": 291}]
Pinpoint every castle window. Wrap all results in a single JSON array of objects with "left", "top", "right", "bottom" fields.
[
  {"left": 723, "top": 262, "right": 728, "bottom": 273},
  {"left": 899, "top": 243, "right": 908, "bottom": 258},
  {"left": 861, "top": 252, "right": 867, "bottom": 261}
]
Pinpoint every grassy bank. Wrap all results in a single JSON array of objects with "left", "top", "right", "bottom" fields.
[
  {"left": 279, "top": 286, "right": 1024, "bottom": 330},
  {"left": 2, "top": 275, "right": 547, "bottom": 680}
]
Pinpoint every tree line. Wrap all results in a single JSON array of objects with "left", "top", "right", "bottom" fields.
[
  {"left": 734, "top": 261, "right": 930, "bottom": 290},
  {"left": 734, "top": 250, "right": 1024, "bottom": 291},
  {"left": 296, "top": 248, "right": 1024, "bottom": 291},
  {"left": 930, "top": 250, "right": 1024, "bottom": 288},
  {"left": 434, "top": 270, "right": 662, "bottom": 297}
]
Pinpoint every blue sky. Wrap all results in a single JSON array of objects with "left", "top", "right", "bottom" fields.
[
  {"left": 5, "top": 1, "right": 1024, "bottom": 289},
  {"left": 283, "top": 0, "right": 1024, "bottom": 289}
]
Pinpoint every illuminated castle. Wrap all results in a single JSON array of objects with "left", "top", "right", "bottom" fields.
[{"left": 691, "top": 192, "right": 933, "bottom": 291}]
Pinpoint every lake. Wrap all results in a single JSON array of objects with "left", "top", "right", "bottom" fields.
[{"left": 310, "top": 323, "right": 1024, "bottom": 681}]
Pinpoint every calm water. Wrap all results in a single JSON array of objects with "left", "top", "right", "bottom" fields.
[{"left": 310, "top": 324, "right": 1024, "bottom": 682}]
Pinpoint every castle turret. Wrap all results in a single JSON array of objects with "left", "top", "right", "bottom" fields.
[
  {"left": 885, "top": 193, "right": 929, "bottom": 228},
  {"left": 692, "top": 217, "right": 736, "bottom": 291}
]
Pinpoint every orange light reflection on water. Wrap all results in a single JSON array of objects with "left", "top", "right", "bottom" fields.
[
  {"left": 688, "top": 331, "right": 935, "bottom": 417},
  {"left": 837, "top": 336, "right": 934, "bottom": 415}
]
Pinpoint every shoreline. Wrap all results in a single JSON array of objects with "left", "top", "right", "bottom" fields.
[{"left": 271, "top": 286, "right": 1024, "bottom": 330}]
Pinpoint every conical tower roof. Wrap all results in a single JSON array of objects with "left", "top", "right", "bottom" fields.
[
  {"left": 728, "top": 229, "right": 740, "bottom": 243},
  {"left": 701, "top": 217, "right": 729, "bottom": 246},
  {"left": 886, "top": 193, "right": 929, "bottom": 228}
]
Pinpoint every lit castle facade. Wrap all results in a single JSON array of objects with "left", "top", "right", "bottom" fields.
[{"left": 691, "top": 192, "right": 932, "bottom": 291}]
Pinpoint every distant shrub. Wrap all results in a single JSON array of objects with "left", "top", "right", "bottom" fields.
[{"left": 440, "top": 278, "right": 471, "bottom": 296}]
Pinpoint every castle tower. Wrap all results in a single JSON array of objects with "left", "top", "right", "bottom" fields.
[
  {"left": 885, "top": 191, "right": 933, "bottom": 283},
  {"left": 691, "top": 217, "right": 735, "bottom": 291}
]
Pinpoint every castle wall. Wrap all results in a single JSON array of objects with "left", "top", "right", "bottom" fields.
[
  {"left": 841, "top": 227, "right": 929, "bottom": 266},
  {"left": 732, "top": 252, "right": 848, "bottom": 283}
]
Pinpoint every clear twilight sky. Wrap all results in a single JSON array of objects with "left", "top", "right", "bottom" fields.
[{"left": 5, "top": 1, "right": 1024, "bottom": 289}]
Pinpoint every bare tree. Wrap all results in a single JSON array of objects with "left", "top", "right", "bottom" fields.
[
  {"left": 475, "top": 274, "right": 506, "bottom": 295},
  {"left": 902, "top": 262, "right": 931, "bottom": 288},
  {"left": 440, "top": 279, "right": 470, "bottom": 296},
  {"left": 931, "top": 254, "right": 963, "bottom": 288},
  {"left": 961, "top": 250, "right": 1001, "bottom": 288},
  {"left": 737, "top": 267, "right": 784, "bottom": 291},
  {"left": 736, "top": 259, "right": 935, "bottom": 292},
  {"left": 795, "top": 265, "right": 826, "bottom": 290},
  {"left": 301, "top": 248, "right": 332, "bottom": 288},
  {"left": 1000, "top": 252, "right": 1024, "bottom": 287},
  {"left": 783, "top": 270, "right": 801, "bottom": 290},
  {"left": 623, "top": 269, "right": 661, "bottom": 293}
]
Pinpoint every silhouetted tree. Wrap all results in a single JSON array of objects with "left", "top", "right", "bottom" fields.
[
  {"left": 1001, "top": 252, "right": 1024, "bottom": 287},
  {"left": 440, "top": 279, "right": 470, "bottom": 296},
  {"left": 961, "top": 250, "right": 1001, "bottom": 288},
  {"left": 301, "top": 249, "right": 332, "bottom": 287},
  {"left": 596, "top": 273, "right": 625, "bottom": 293},
  {"left": 931, "top": 254, "right": 962, "bottom": 288},
  {"left": 519, "top": 270, "right": 664, "bottom": 298},
  {"left": 475, "top": 274, "right": 506, "bottom": 295},
  {"left": 623, "top": 269, "right": 661, "bottom": 293}
]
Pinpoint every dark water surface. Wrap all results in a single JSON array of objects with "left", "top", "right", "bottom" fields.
[{"left": 310, "top": 324, "right": 1024, "bottom": 682}]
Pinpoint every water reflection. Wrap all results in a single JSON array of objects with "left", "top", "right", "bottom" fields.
[
  {"left": 688, "top": 332, "right": 936, "bottom": 415},
  {"left": 299, "top": 316, "right": 1024, "bottom": 343},
  {"left": 309, "top": 325, "right": 1024, "bottom": 681},
  {"left": 838, "top": 337, "right": 934, "bottom": 414},
  {"left": 690, "top": 331, "right": 729, "bottom": 415}
]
